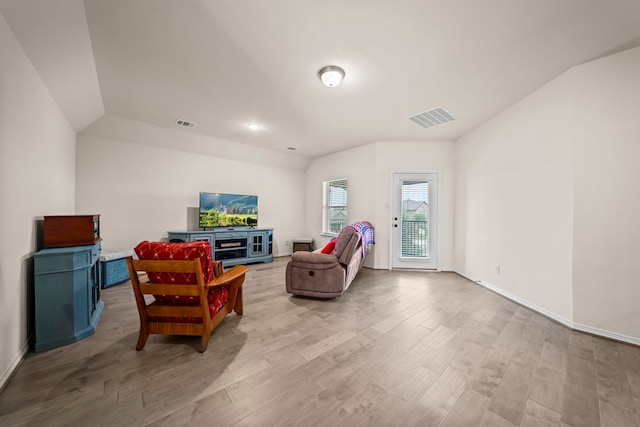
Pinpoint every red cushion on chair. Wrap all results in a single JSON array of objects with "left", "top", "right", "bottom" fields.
[
  {"left": 134, "top": 240, "right": 215, "bottom": 284},
  {"left": 149, "top": 286, "right": 230, "bottom": 323},
  {"left": 134, "top": 240, "right": 229, "bottom": 307}
]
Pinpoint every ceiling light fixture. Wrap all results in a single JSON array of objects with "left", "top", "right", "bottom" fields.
[
  {"left": 318, "top": 65, "right": 345, "bottom": 87},
  {"left": 247, "top": 123, "right": 261, "bottom": 130}
]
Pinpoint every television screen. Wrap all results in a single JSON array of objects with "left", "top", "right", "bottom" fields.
[{"left": 199, "top": 192, "right": 258, "bottom": 228}]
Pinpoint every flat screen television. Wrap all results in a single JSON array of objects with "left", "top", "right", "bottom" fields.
[{"left": 199, "top": 192, "right": 258, "bottom": 228}]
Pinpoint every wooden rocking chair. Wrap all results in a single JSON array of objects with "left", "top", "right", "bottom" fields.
[{"left": 126, "top": 256, "right": 247, "bottom": 352}]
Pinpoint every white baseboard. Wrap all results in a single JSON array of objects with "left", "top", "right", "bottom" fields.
[
  {"left": 457, "top": 272, "right": 640, "bottom": 347},
  {"left": 571, "top": 322, "right": 640, "bottom": 347},
  {"left": 0, "top": 340, "right": 29, "bottom": 392}
]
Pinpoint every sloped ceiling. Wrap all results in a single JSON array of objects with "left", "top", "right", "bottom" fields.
[
  {"left": 0, "top": 0, "right": 104, "bottom": 131},
  {"left": 2, "top": 0, "right": 640, "bottom": 158}
]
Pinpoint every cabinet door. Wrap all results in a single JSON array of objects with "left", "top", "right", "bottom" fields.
[
  {"left": 248, "top": 231, "right": 267, "bottom": 257},
  {"left": 90, "top": 260, "right": 100, "bottom": 315}
]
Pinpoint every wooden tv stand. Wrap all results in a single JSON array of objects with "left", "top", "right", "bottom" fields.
[{"left": 167, "top": 228, "right": 273, "bottom": 267}]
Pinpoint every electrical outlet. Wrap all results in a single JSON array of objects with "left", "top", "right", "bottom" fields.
[{"left": 494, "top": 264, "right": 501, "bottom": 274}]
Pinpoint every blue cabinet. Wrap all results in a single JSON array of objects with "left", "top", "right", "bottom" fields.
[
  {"left": 167, "top": 228, "right": 273, "bottom": 266},
  {"left": 33, "top": 242, "right": 104, "bottom": 352}
]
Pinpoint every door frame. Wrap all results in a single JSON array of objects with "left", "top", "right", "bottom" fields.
[{"left": 388, "top": 170, "right": 442, "bottom": 271}]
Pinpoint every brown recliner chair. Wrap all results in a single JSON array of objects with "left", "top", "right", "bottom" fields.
[{"left": 285, "top": 226, "right": 364, "bottom": 298}]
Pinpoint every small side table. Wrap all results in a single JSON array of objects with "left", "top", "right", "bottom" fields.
[{"left": 292, "top": 238, "right": 315, "bottom": 252}]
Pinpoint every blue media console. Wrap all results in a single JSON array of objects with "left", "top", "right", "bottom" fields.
[{"left": 167, "top": 228, "right": 273, "bottom": 266}]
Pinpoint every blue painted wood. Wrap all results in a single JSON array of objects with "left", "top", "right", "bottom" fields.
[
  {"left": 33, "top": 242, "right": 104, "bottom": 352},
  {"left": 167, "top": 228, "right": 273, "bottom": 266},
  {"left": 101, "top": 257, "right": 130, "bottom": 288}
]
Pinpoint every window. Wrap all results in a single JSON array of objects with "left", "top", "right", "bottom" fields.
[{"left": 323, "top": 178, "right": 348, "bottom": 235}]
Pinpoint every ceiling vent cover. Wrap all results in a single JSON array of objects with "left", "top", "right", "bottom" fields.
[
  {"left": 174, "top": 119, "right": 197, "bottom": 128},
  {"left": 408, "top": 107, "right": 456, "bottom": 128}
]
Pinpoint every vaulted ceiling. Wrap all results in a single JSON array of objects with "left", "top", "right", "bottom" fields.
[{"left": 3, "top": 0, "right": 640, "bottom": 158}]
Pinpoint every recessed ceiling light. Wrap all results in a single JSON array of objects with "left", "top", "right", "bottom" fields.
[
  {"left": 247, "top": 123, "right": 261, "bottom": 131},
  {"left": 174, "top": 118, "right": 197, "bottom": 128}
]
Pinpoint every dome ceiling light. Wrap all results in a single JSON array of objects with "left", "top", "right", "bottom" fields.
[{"left": 318, "top": 65, "right": 345, "bottom": 87}]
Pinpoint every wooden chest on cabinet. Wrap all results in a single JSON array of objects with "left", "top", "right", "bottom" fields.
[{"left": 44, "top": 215, "right": 101, "bottom": 248}]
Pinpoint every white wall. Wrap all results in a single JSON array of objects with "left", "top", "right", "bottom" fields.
[
  {"left": 76, "top": 131, "right": 306, "bottom": 257},
  {"left": 571, "top": 46, "right": 640, "bottom": 339},
  {"left": 455, "top": 46, "right": 640, "bottom": 343},
  {"left": 304, "top": 144, "right": 378, "bottom": 265},
  {"left": 0, "top": 13, "right": 76, "bottom": 388},
  {"left": 455, "top": 72, "right": 574, "bottom": 322},
  {"left": 305, "top": 141, "right": 456, "bottom": 270}
]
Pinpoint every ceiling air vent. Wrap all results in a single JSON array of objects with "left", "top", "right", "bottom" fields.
[
  {"left": 408, "top": 107, "right": 456, "bottom": 129},
  {"left": 174, "top": 119, "right": 197, "bottom": 128}
]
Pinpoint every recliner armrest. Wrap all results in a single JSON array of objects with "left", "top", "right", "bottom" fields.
[
  {"left": 291, "top": 251, "right": 338, "bottom": 265},
  {"left": 338, "top": 234, "right": 361, "bottom": 265}
]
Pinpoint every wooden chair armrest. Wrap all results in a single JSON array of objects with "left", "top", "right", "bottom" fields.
[{"left": 207, "top": 264, "right": 249, "bottom": 288}]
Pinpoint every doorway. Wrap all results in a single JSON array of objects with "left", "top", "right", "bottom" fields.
[{"left": 391, "top": 173, "right": 439, "bottom": 269}]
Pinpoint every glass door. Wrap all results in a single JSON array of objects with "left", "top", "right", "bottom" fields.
[
  {"left": 392, "top": 173, "right": 438, "bottom": 269},
  {"left": 249, "top": 233, "right": 266, "bottom": 256}
]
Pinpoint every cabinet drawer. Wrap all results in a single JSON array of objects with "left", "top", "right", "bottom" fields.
[
  {"left": 167, "top": 232, "right": 190, "bottom": 242},
  {"left": 35, "top": 242, "right": 101, "bottom": 273},
  {"left": 167, "top": 232, "right": 214, "bottom": 243},
  {"left": 191, "top": 235, "right": 213, "bottom": 244},
  {"left": 216, "top": 231, "right": 248, "bottom": 240}
]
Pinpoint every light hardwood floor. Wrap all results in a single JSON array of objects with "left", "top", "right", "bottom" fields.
[{"left": 1, "top": 257, "right": 639, "bottom": 426}]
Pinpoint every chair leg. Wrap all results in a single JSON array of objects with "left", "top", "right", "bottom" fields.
[
  {"left": 200, "top": 332, "right": 212, "bottom": 353},
  {"left": 135, "top": 328, "right": 149, "bottom": 351},
  {"left": 234, "top": 287, "right": 243, "bottom": 316}
]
